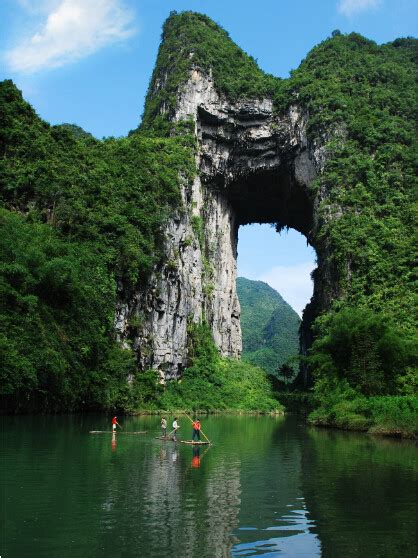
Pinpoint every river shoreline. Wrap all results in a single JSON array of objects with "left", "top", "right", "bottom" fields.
[
  {"left": 130, "top": 407, "right": 416, "bottom": 440},
  {"left": 307, "top": 419, "right": 417, "bottom": 440},
  {"left": 131, "top": 408, "right": 285, "bottom": 416},
  {"left": 3, "top": 406, "right": 415, "bottom": 440}
]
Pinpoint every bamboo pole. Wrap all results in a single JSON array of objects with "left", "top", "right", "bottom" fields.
[{"left": 184, "top": 412, "right": 211, "bottom": 444}]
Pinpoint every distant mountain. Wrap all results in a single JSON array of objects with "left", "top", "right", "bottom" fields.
[
  {"left": 55, "top": 123, "right": 94, "bottom": 140},
  {"left": 236, "top": 277, "right": 300, "bottom": 375}
]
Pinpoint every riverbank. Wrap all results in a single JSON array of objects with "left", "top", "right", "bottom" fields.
[
  {"left": 146, "top": 354, "right": 285, "bottom": 415},
  {"left": 132, "top": 408, "right": 285, "bottom": 416},
  {"left": 136, "top": 402, "right": 416, "bottom": 439},
  {"left": 307, "top": 394, "right": 417, "bottom": 439},
  {"left": 241, "top": 390, "right": 417, "bottom": 439}
]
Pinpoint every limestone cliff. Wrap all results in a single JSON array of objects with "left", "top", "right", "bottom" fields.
[
  {"left": 114, "top": 13, "right": 416, "bottom": 386},
  {"left": 116, "top": 62, "right": 335, "bottom": 381}
]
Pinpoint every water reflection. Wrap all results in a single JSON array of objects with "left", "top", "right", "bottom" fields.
[
  {"left": 191, "top": 446, "right": 201, "bottom": 468},
  {"left": 301, "top": 427, "right": 417, "bottom": 558},
  {"left": 233, "top": 502, "right": 321, "bottom": 557},
  {"left": 1, "top": 414, "right": 415, "bottom": 558}
]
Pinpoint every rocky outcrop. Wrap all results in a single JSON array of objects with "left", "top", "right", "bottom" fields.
[{"left": 117, "top": 69, "right": 339, "bottom": 381}]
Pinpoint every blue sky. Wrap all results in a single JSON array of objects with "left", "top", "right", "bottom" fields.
[{"left": 1, "top": 0, "right": 416, "bottom": 314}]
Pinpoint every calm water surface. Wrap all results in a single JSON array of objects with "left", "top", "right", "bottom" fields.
[{"left": 1, "top": 414, "right": 416, "bottom": 557}]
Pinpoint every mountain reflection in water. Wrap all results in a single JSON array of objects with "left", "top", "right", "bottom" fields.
[{"left": 1, "top": 414, "right": 415, "bottom": 558}]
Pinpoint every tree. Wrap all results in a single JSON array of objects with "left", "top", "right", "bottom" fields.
[{"left": 278, "top": 363, "right": 294, "bottom": 390}]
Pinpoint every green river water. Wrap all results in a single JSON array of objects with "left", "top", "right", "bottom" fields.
[{"left": 1, "top": 414, "right": 416, "bottom": 557}]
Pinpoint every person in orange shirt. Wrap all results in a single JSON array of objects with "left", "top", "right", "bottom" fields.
[{"left": 192, "top": 418, "right": 201, "bottom": 441}]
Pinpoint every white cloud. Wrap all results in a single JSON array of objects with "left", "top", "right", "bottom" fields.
[
  {"left": 256, "top": 262, "right": 316, "bottom": 317},
  {"left": 6, "top": 0, "right": 136, "bottom": 73},
  {"left": 338, "top": 0, "right": 382, "bottom": 17}
]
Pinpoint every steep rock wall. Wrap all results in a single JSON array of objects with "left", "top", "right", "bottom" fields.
[{"left": 117, "top": 70, "right": 339, "bottom": 381}]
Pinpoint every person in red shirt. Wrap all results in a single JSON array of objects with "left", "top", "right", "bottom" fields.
[
  {"left": 112, "top": 416, "right": 120, "bottom": 433},
  {"left": 192, "top": 418, "right": 201, "bottom": 441}
]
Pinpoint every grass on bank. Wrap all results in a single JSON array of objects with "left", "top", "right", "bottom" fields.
[
  {"left": 307, "top": 378, "right": 417, "bottom": 438},
  {"left": 159, "top": 358, "right": 283, "bottom": 414},
  {"left": 113, "top": 322, "right": 284, "bottom": 415},
  {"left": 154, "top": 322, "right": 283, "bottom": 414}
]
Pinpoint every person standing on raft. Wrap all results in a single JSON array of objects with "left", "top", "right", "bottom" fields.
[
  {"left": 112, "top": 416, "right": 121, "bottom": 433},
  {"left": 161, "top": 417, "right": 167, "bottom": 438},
  {"left": 172, "top": 417, "right": 179, "bottom": 441},
  {"left": 192, "top": 418, "right": 201, "bottom": 441}
]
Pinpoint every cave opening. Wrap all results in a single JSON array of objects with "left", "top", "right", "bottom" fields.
[
  {"left": 237, "top": 224, "right": 316, "bottom": 319},
  {"left": 236, "top": 223, "right": 316, "bottom": 381},
  {"left": 226, "top": 167, "right": 314, "bottom": 238},
  {"left": 224, "top": 164, "right": 318, "bottom": 381}
]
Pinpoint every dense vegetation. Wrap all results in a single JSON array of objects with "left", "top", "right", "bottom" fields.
[
  {"left": 141, "top": 11, "right": 278, "bottom": 130},
  {"left": 1, "top": 11, "right": 416, "bottom": 432},
  {"left": 158, "top": 322, "right": 283, "bottom": 413},
  {"left": 285, "top": 34, "right": 417, "bottom": 431},
  {"left": 0, "top": 79, "right": 279, "bottom": 414},
  {"left": 0, "top": 79, "right": 195, "bottom": 412},
  {"left": 236, "top": 277, "right": 300, "bottom": 376},
  {"left": 307, "top": 307, "right": 417, "bottom": 437}
]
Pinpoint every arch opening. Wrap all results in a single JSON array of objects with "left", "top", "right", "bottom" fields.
[
  {"left": 236, "top": 222, "right": 316, "bottom": 383},
  {"left": 237, "top": 224, "right": 316, "bottom": 318},
  {"left": 216, "top": 162, "right": 320, "bottom": 385},
  {"left": 226, "top": 167, "right": 314, "bottom": 239}
]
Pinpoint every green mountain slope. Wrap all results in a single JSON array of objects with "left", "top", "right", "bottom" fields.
[
  {"left": 0, "top": 80, "right": 196, "bottom": 412},
  {"left": 237, "top": 278, "right": 300, "bottom": 375}
]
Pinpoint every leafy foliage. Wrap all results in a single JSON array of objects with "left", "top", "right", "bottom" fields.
[
  {"left": 159, "top": 322, "right": 282, "bottom": 413},
  {"left": 286, "top": 33, "right": 417, "bottom": 331},
  {"left": 0, "top": 79, "right": 195, "bottom": 412},
  {"left": 309, "top": 377, "right": 417, "bottom": 438},
  {"left": 141, "top": 11, "right": 278, "bottom": 129},
  {"left": 307, "top": 307, "right": 417, "bottom": 395},
  {"left": 306, "top": 307, "right": 417, "bottom": 437}
]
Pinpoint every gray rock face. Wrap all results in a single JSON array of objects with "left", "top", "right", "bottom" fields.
[{"left": 116, "top": 70, "right": 339, "bottom": 381}]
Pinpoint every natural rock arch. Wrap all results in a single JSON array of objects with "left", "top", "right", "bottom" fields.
[{"left": 116, "top": 70, "right": 337, "bottom": 385}]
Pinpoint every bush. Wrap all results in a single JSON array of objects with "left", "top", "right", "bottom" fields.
[
  {"left": 308, "top": 307, "right": 417, "bottom": 395},
  {"left": 368, "top": 396, "right": 417, "bottom": 437},
  {"left": 308, "top": 377, "right": 417, "bottom": 438},
  {"left": 158, "top": 322, "right": 283, "bottom": 413}
]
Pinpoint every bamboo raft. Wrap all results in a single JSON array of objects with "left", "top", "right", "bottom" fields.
[
  {"left": 180, "top": 440, "right": 210, "bottom": 445},
  {"left": 155, "top": 437, "right": 209, "bottom": 445},
  {"left": 89, "top": 430, "right": 148, "bottom": 434}
]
